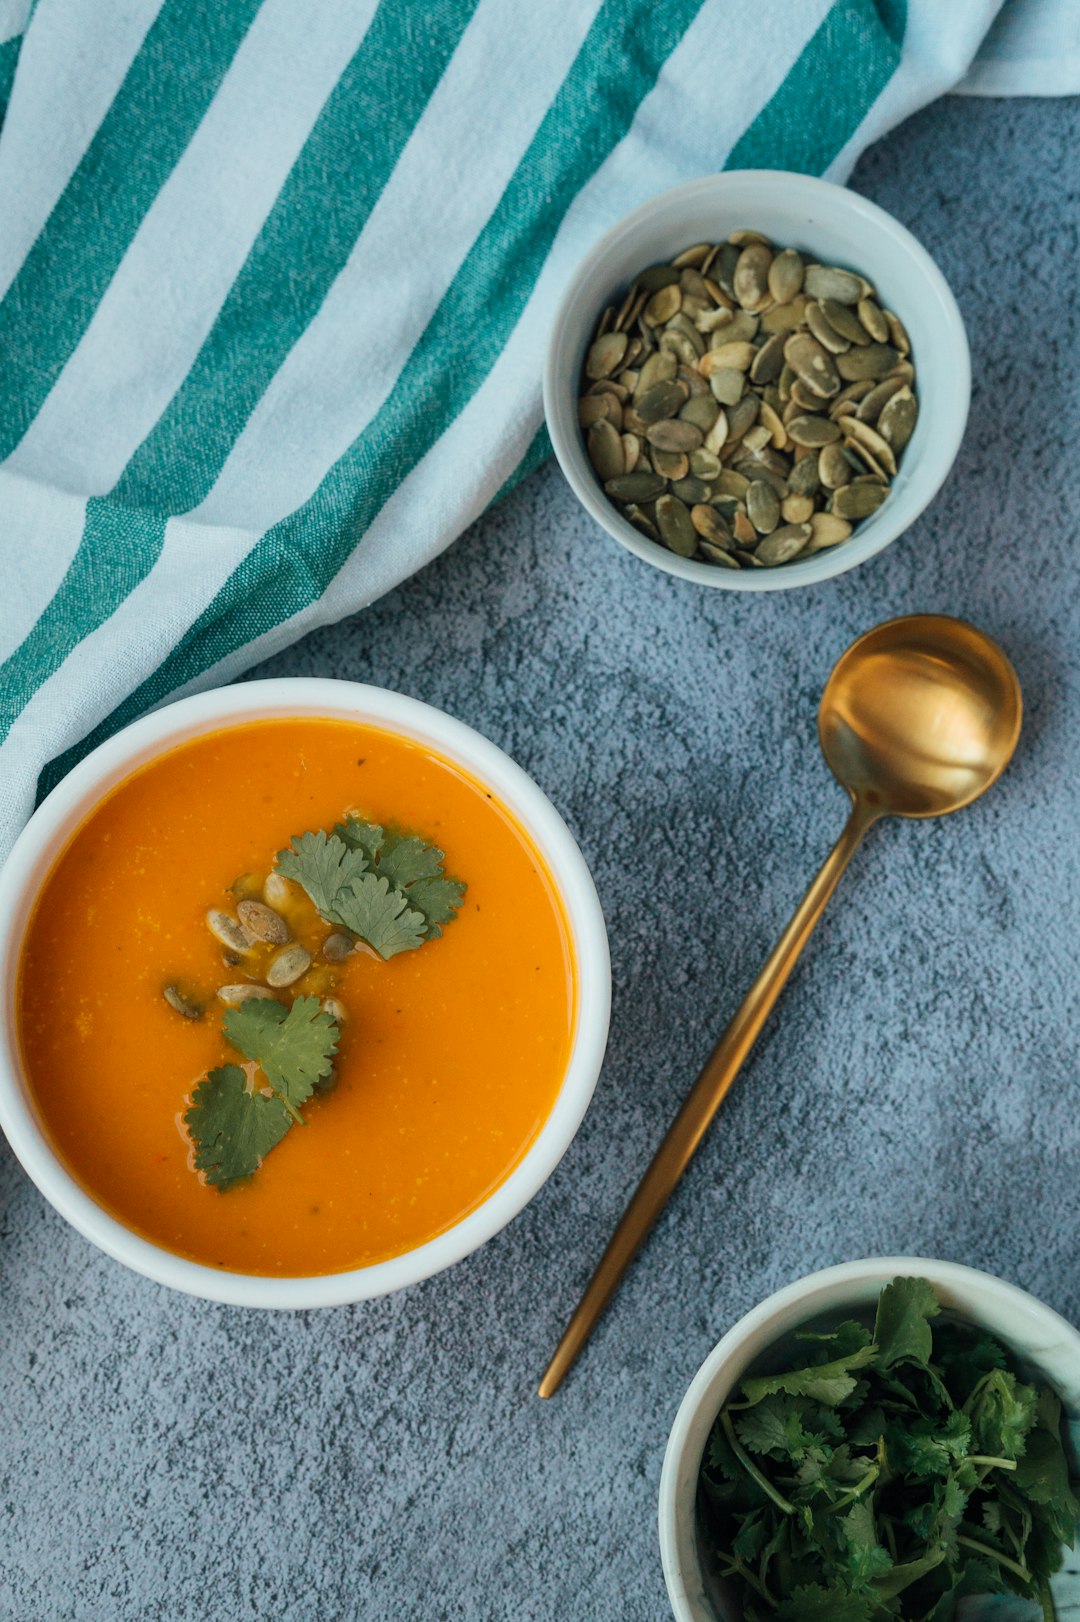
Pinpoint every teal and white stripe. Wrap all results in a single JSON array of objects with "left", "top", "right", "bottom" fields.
[{"left": 0, "top": 0, "right": 1033, "bottom": 855}]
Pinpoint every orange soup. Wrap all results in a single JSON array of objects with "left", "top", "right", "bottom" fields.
[{"left": 17, "top": 719, "right": 576, "bottom": 1275}]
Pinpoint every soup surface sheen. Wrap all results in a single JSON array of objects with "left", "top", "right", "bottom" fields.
[{"left": 18, "top": 719, "right": 576, "bottom": 1275}]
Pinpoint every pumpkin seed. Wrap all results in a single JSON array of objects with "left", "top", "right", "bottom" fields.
[
  {"left": 579, "top": 393, "right": 617, "bottom": 430},
  {"left": 884, "top": 309, "right": 911, "bottom": 355},
  {"left": 725, "top": 394, "right": 760, "bottom": 443},
  {"left": 820, "top": 299, "right": 870, "bottom": 347},
  {"left": 704, "top": 411, "right": 729, "bottom": 456},
  {"left": 680, "top": 393, "right": 720, "bottom": 434},
  {"left": 585, "top": 331, "right": 628, "bottom": 380},
  {"left": 857, "top": 297, "right": 889, "bottom": 343},
  {"left": 622, "top": 433, "right": 641, "bottom": 473},
  {"left": 322, "top": 932, "right": 355, "bottom": 963},
  {"left": 655, "top": 494, "right": 697, "bottom": 557},
  {"left": 206, "top": 909, "right": 253, "bottom": 955},
  {"left": 832, "top": 481, "right": 888, "bottom": 520},
  {"left": 699, "top": 541, "right": 740, "bottom": 568},
  {"left": 756, "top": 523, "right": 811, "bottom": 566},
  {"left": 645, "top": 284, "right": 681, "bottom": 325},
  {"left": 757, "top": 399, "right": 787, "bottom": 449},
  {"left": 587, "top": 420, "right": 625, "bottom": 481},
  {"left": 605, "top": 472, "right": 666, "bottom": 502},
  {"left": 768, "top": 248, "right": 804, "bottom": 304},
  {"left": 701, "top": 340, "right": 756, "bottom": 374},
  {"left": 836, "top": 343, "right": 900, "bottom": 382},
  {"left": 761, "top": 298, "right": 809, "bottom": 334},
  {"left": 787, "top": 413, "right": 842, "bottom": 448},
  {"left": 878, "top": 388, "right": 917, "bottom": 453},
  {"left": 321, "top": 997, "right": 348, "bottom": 1026},
  {"left": 818, "top": 441, "right": 852, "bottom": 489},
  {"left": 732, "top": 511, "right": 757, "bottom": 546},
  {"left": 806, "top": 511, "right": 853, "bottom": 552},
  {"left": 710, "top": 310, "right": 759, "bottom": 346},
  {"left": 267, "top": 944, "right": 313, "bottom": 988},
  {"left": 788, "top": 453, "right": 821, "bottom": 497},
  {"left": 651, "top": 447, "right": 689, "bottom": 480},
  {"left": 749, "top": 331, "right": 787, "bottom": 386},
  {"left": 784, "top": 333, "right": 841, "bottom": 399},
  {"left": 689, "top": 447, "right": 722, "bottom": 480},
  {"left": 747, "top": 481, "right": 780, "bottom": 534},
  {"left": 844, "top": 417, "right": 897, "bottom": 476},
  {"left": 625, "top": 504, "right": 659, "bottom": 540},
  {"left": 781, "top": 493, "right": 815, "bottom": 524},
  {"left": 855, "top": 376, "right": 907, "bottom": 423},
  {"left": 733, "top": 243, "right": 772, "bottom": 309},
  {"left": 714, "top": 469, "right": 751, "bottom": 500},
  {"left": 163, "top": 983, "right": 203, "bottom": 1021},
  {"left": 708, "top": 367, "right": 745, "bottom": 407},
  {"left": 803, "top": 264, "right": 864, "bottom": 305},
  {"left": 805, "top": 301, "right": 850, "bottom": 355},
  {"left": 217, "top": 984, "right": 279, "bottom": 1008},
  {"left": 636, "top": 379, "right": 687, "bottom": 423},
  {"left": 237, "top": 899, "right": 290, "bottom": 945},
  {"left": 634, "top": 349, "right": 678, "bottom": 397},
  {"left": 673, "top": 242, "right": 712, "bottom": 267},
  {"left": 691, "top": 504, "right": 732, "bottom": 545}
]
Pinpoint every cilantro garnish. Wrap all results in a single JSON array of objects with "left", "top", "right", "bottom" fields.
[
  {"left": 276, "top": 814, "right": 465, "bottom": 959},
  {"left": 184, "top": 997, "right": 339, "bottom": 1190},
  {"left": 222, "top": 996, "right": 338, "bottom": 1122},
  {"left": 185, "top": 1065, "right": 293, "bottom": 1190},
  {"left": 700, "top": 1277, "right": 1079, "bottom": 1621}
]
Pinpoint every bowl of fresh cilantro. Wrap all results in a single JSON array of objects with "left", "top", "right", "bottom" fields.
[{"left": 659, "top": 1259, "right": 1080, "bottom": 1622}]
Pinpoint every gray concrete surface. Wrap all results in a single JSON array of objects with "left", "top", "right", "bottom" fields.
[{"left": 2, "top": 94, "right": 1079, "bottom": 1621}]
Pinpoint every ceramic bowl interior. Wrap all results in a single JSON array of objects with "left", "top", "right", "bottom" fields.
[
  {"left": 0, "top": 679, "right": 611, "bottom": 1309},
  {"left": 544, "top": 170, "right": 971, "bottom": 591},
  {"left": 659, "top": 1258, "right": 1080, "bottom": 1622}
]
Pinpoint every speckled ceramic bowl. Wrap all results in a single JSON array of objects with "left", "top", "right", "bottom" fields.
[{"left": 659, "top": 1258, "right": 1080, "bottom": 1621}]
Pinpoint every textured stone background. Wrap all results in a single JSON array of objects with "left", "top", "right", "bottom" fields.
[{"left": 3, "top": 95, "right": 1079, "bottom": 1622}]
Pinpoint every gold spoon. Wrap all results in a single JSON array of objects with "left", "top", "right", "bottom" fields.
[{"left": 539, "top": 614, "right": 1022, "bottom": 1398}]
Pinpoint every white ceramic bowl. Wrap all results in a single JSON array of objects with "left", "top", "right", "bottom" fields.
[
  {"left": 659, "top": 1257, "right": 1080, "bottom": 1621},
  {"left": 545, "top": 171, "right": 970, "bottom": 590},
  {"left": 0, "top": 679, "right": 611, "bottom": 1308}
]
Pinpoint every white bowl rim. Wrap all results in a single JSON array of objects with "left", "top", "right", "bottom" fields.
[
  {"left": 658, "top": 1255, "right": 1080, "bottom": 1622},
  {"left": 0, "top": 678, "right": 611, "bottom": 1309},
  {"left": 544, "top": 168, "right": 971, "bottom": 591}
]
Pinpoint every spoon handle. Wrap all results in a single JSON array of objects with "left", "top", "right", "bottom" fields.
[{"left": 538, "top": 800, "right": 876, "bottom": 1399}]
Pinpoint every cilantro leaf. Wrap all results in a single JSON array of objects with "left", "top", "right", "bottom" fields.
[
  {"left": 873, "top": 1276, "right": 940, "bottom": 1369},
  {"left": 741, "top": 1344, "right": 877, "bottom": 1408},
  {"left": 276, "top": 830, "right": 369, "bottom": 917},
  {"left": 776, "top": 1583, "right": 873, "bottom": 1621},
  {"left": 282, "top": 815, "right": 466, "bottom": 955},
  {"left": 223, "top": 995, "right": 339, "bottom": 1119},
  {"left": 968, "top": 1369, "right": 1039, "bottom": 1462},
  {"left": 184, "top": 1065, "right": 292, "bottom": 1190},
  {"left": 332, "top": 872, "right": 429, "bottom": 959},
  {"left": 839, "top": 1500, "right": 893, "bottom": 1587}
]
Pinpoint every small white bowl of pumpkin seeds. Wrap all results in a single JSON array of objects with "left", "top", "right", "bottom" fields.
[{"left": 544, "top": 170, "right": 970, "bottom": 590}]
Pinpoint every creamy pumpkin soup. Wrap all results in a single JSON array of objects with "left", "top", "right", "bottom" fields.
[{"left": 17, "top": 719, "right": 576, "bottom": 1275}]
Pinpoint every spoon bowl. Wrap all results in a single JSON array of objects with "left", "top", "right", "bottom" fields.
[{"left": 820, "top": 615, "right": 1023, "bottom": 819}]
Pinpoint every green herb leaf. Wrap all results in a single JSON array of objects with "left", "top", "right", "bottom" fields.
[
  {"left": 741, "top": 1344, "right": 877, "bottom": 1408},
  {"left": 223, "top": 995, "right": 339, "bottom": 1119},
  {"left": 281, "top": 814, "right": 466, "bottom": 956},
  {"left": 332, "top": 872, "right": 429, "bottom": 959},
  {"left": 184, "top": 1065, "right": 292, "bottom": 1190},
  {"left": 839, "top": 1499, "right": 893, "bottom": 1587},
  {"left": 276, "top": 829, "right": 369, "bottom": 918},
  {"left": 776, "top": 1583, "right": 874, "bottom": 1621},
  {"left": 873, "top": 1276, "right": 940, "bottom": 1369}
]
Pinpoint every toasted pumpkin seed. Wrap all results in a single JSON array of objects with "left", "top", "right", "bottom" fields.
[
  {"left": 680, "top": 393, "right": 721, "bottom": 434},
  {"left": 749, "top": 331, "right": 787, "bottom": 386},
  {"left": 699, "top": 541, "right": 740, "bottom": 568},
  {"left": 267, "top": 944, "right": 313, "bottom": 988},
  {"left": 733, "top": 243, "right": 772, "bottom": 309},
  {"left": 645, "top": 284, "right": 681, "bottom": 325},
  {"left": 857, "top": 298, "right": 889, "bottom": 343},
  {"left": 587, "top": 420, "right": 625, "bottom": 481},
  {"left": 768, "top": 248, "right": 804, "bottom": 304},
  {"left": 803, "top": 264, "right": 864, "bottom": 304},
  {"left": 655, "top": 494, "right": 697, "bottom": 557},
  {"left": 836, "top": 343, "right": 900, "bottom": 382},
  {"left": 701, "top": 340, "right": 756, "bottom": 375},
  {"left": 806, "top": 512, "right": 853, "bottom": 552},
  {"left": 585, "top": 331, "right": 628, "bottom": 380},
  {"left": 818, "top": 441, "right": 852, "bottom": 489},
  {"left": 747, "top": 481, "right": 780, "bottom": 534},
  {"left": 821, "top": 299, "right": 871, "bottom": 346},
  {"left": 878, "top": 388, "right": 917, "bottom": 453},
  {"left": 787, "top": 413, "right": 842, "bottom": 448},
  {"left": 322, "top": 932, "right": 355, "bottom": 963},
  {"left": 636, "top": 379, "right": 687, "bottom": 423},
  {"left": 756, "top": 523, "right": 811, "bottom": 565},
  {"left": 832, "top": 482, "right": 887, "bottom": 520},
  {"left": 855, "top": 376, "right": 907, "bottom": 423},
  {"left": 605, "top": 472, "right": 666, "bottom": 502},
  {"left": 237, "top": 899, "right": 290, "bottom": 945},
  {"left": 806, "top": 301, "right": 850, "bottom": 355},
  {"left": 206, "top": 909, "right": 253, "bottom": 955},
  {"left": 651, "top": 447, "right": 689, "bottom": 480},
  {"left": 781, "top": 494, "right": 815, "bottom": 524},
  {"left": 708, "top": 367, "right": 746, "bottom": 407},
  {"left": 217, "top": 984, "right": 279, "bottom": 1007},
  {"left": 163, "top": 983, "right": 203, "bottom": 1020},
  {"left": 784, "top": 333, "right": 841, "bottom": 399},
  {"left": 884, "top": 309, "right": 910, "bottom": 355}
]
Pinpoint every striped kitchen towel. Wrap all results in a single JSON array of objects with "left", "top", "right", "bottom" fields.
[{"left": 0, "top": 0, "right": 1069, "bottom": 859}]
